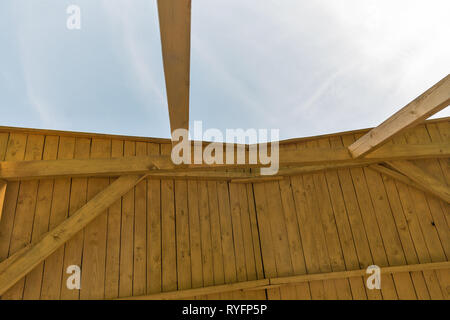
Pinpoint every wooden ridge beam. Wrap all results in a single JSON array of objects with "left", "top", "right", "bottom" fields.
[
  {"left": 1, "top": 142, "right": 448, "bottom": 181},
  {"left": 348, "top": 75, "right": 450, "bottom": 158},
  {"left": 0, "top": 174, "right": 146, "bottom": 296},
  {"left": 386, "top": 160, "right": 450, "bottom": 203},
  {"left": 157, "top": 0, "right": 191, "bottom": 137},
  {"left": 119, "top": 261, "right": 450, "bottom": 300}
]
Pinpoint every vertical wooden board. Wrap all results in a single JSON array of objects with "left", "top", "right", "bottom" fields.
[
  {"left": 341, "top": 135, "right": 398, "bottom": 300},
  {"left": 22, "top": 136, "right": 59, "bottom": 299},
  {"left": 228, "top": 183, "right": 251, "bottom": 299},
  {"left": 294, "top": 142, "right": 339, "bottom": 301},
  {"left": 434, "top": 121, "right": 450, "bottom": 187},
  {"left": 216, "top": 182, "right": 237, "bottom": 283},
  {"left": 315, "top": 138, "right": 354, "bottom": 300},
  {"left": 389, "top": 133, "right": 443, "bottom": 299},
  {"left": 133, "top": 142, "right": 147, "bottom": 296},
  {"left": 0, "top": 132, "right": 8, "bottom": 161},
  {"left": 59, "top": 137, "right": 90, "bottom": 300},
  {"left": 207, "top": 181, "right": 225, "bottom": 286},
  {"left": 187, "top": 180, "right": 203, "bottom": 289},
  {"left": 404, "top": 128, "right": 450, "bottom": 299},
  {"left": 0, "top": 133, "right": 27, "bottom": 266},
  {"left": 420, "top": 125, "right": 450, "bottom": 252},
  {"left": 147, "top": 142, "right": 161, "bottom": 294},
  {"left": 426, "top": 123, "right": 450, "bottom": 185},
  {"left": 375, "top": 171, "right": 430, "bottom": 300},
  {"left": 426, "top": 122, "right": 450, "bottom": 299},
  {"left": 80, "top": 138, "right": 111, "bottom": 299},
  {"left": 333, "top": 136, "right": 382, "bottom": 300},
  {"left": 246, "top": 184, "right": 264, "bottom": 281},
  {"left": 119, "top": 141, "right": 135, "bottom": 297},
  {"left": 263, "top": 181, "right": 297, "bottom": 300},
  {"left": 40, "top": 136, "right": 75, "bottom": 300},
  {"left": 228, "top": 183, "right": 247, "bottom": 283},
  {"left": 289, "top": 174, "right": 326, "bottom": 300},
  {"left": 353, "top": 131, "right": 417, "bottom": 300},
  {"left": 278, "top": 179, "right": 311, "bottom": 299},
  {"left": 160, "top": 144, "right": 177, "bottom": 292},
  {"left": 175, "top": 180, "right": 192, "bottom": 290},
  {"left": 291, "top": 140, "right": 333, "bottom": 300},
  {"left": 237, "top": 184, "right": 266, "bottom": 300},
  {"left": 0, "top": 133, "right": 8, "bottom": 222},
  {"left": 395, "top": 133, "right": 447, "bottom": 299},
  {"left": 408, "top": 126, "right": 450, "bottom": 257},
  {"left": 264, "top": 182, "right": 294, "bottom": 277},
  {"left": 216, "top": 181, "right": 238, "bottom": 299},
  {"left": 252, "top": 183, "right": 280, "bottom": 299},
  {"left": 236, "top": 184, "right": 257, "bottom": 280},
  {"left": 197, "top": 180, "right": 213, "bottom": 299},
  {"left": 302, "top": 174, "right": 338, "bottom": 300},
  {"left": 3, "top": 135, "right": 44, "bottom": 299},
  {"left": 7, "top": 136, "right": 44, "bottom": 250},
  {"left": 0, "top": 181, "right": 6, "bottom": 224},
  {"left": 362, "top": 166, "right": 417, "bottom": 299},
  {"left": 104, "top": 139, "right": 123, "bottom": 299},
  {"left": 324, "top": 136, "right": 368, "bottom": 299},
  {"left": 369, "top": 133, "right": 431, "bottom": 300}
]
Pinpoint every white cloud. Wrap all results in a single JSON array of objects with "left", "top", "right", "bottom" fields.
[
  {"left": 192, "top": 0, "right": 450, "bottom": 138},
  {"left": 101, "top": 0, "right": 166, "bottom": 106}
]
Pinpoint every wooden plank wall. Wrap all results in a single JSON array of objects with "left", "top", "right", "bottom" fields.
[{"left": 0, "top": 119, "right": 448, "bottom": 300}]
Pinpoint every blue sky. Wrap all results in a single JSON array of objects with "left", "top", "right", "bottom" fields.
[{"left": 1, "top": 0, "right": 449, "bottom": 141}]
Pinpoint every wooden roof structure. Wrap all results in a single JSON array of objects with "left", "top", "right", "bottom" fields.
[{"left": 0, "top": 0, "right": 449, "bottom": 300}]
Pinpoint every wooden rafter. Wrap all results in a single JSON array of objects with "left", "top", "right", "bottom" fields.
[
  {"left": 157, "top": 0, "right": 191, "bottom": 137},
  {"left": 0, "top": 174, "right": 146, "bottom": 296},
  {"left": 1, "top": 142, "right": 448, "bottom": 181},
  {"left": 348, "top": 75, "right": 450, "bottom": 158},
  {"left": 0, "top": 179, "right": 6, "bottom": 221},
  {"left": 119, "top": 261, "right": 450, "bottom": 300},
  {"left": 369, "top": 164, "right": 425, "bottom": 191},
  {"left": 386, "top": 160, "right": 450, "bottom": 203}
]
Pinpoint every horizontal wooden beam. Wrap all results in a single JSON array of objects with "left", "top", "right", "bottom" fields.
[
  {"left": 349, "top": 75, "right": 450, "bottom": 158},
  {"left": 0, "top": 179, "right": 6, "bottom": 221},
  {"left": 1, "top": 142, "right": 448, "bottom": 181},
  {"left": 0, "top": 156, "right": 176, "bottom": 181},
  {"left": 278, "top": 142, "right": 450, "bottom": 167},
  {"left": 230, "top": 176, "right": 285, "bottom": 184},
  {"left": 0, "top": 174, "right": 146, "bottom": 296},
  {"left": 119, "top": 261, "right": 450, "bottom": 300},
  {"left": 386, "top": 160, "right": 450, "bottom": 203}
]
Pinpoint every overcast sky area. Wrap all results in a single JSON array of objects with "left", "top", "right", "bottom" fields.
[{"left": 1, "top": 0, "right": 449, "bottom": 141}]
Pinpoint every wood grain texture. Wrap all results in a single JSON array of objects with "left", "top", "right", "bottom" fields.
[
  {"left": 349, "top": 75, "right": 450, "bottom": 158},
  {"left": 0, "top": 174, "right": 146, "bottom": 296},
  {"left": 0, "top": 118, "right": 448, "bottom": 300},
  {"left": 386, "top": 160, "right": 450, "bottom": 203},
  {"left": 157, "top": 0, "right": 191, "bottom": 135},
  {"left": 0, "top": 180, "right": 6, "bottom": 222}
]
